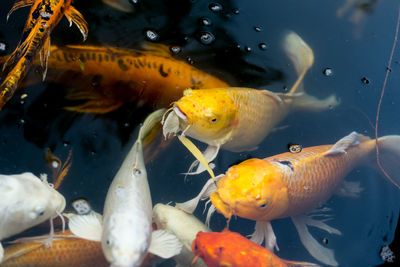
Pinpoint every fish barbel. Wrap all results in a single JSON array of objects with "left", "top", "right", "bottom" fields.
[
  {"left": 67, "top": 109, "right": 182, "bottom": 267},
  {"left": 0, "top": 0, "right": 88, "bottom": 110},
  {"left": 162, "top": 31, "right": 339, "bottom": 177},
  {"left": 0, "top": 44, "right": 229, "bottom": 113},
  {"left": 1, "top": 230, "right": 107, "bottom": 267},
  {"left": 180, "top": 132, "right": 400, "bottom": 266},
  {"left": 0, "top": 172, "right": 66, "bottom": 262},
  {"left": 192, "top": 230, "right": 319, "bottom": 267}
]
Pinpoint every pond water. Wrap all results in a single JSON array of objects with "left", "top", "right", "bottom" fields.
[{"left": 0, "top": 0, "right": 399, "bottom": 266}]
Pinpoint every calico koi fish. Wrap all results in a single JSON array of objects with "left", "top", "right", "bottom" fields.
[
  {"left": 0, "top": 230, "right": 107, "bottom": 267},
  {"left": 68, "top": 109, "right": 182, "bottom": 267},
  {"left": 0, "top": 0, "right": 88, "bottom": 110},
  {"left": 192, "top": 230, "right": 319, "bottom": 267},
  {"left": 153, "top": 203, "right": 210, "bottom": 267},
  {"left": 162, "top": 31, "right": 339, "bottom": 177},
  {"left": 0, "top": 172, "right": 66, "bottom": 262},
  {"left": 179, "top": 132, "right": 400, "bottom": 266},
  {"left": 0, "top": 44, "right": 229, "bottom": 113}
]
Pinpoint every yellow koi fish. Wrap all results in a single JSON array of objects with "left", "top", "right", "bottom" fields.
[
  {"left": 178, "top": 132, "right": 400, "bottom": 266},
  {"left": 162, "top": 31, "right": 339, "bottom": 176},
  {"left": 0, "top": 0, "right": 88, "bottom": 110},
  {"left": 0, "top": 44, "right": 229, "bottom": 113}
]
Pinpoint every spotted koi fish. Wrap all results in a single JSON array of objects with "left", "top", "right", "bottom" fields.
[{"left": 0, "top": 0, "right": 88, "bottom": 110}]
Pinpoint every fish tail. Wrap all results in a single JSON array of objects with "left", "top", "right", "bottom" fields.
[{"left": 375, "top": 135, "right": 400, "bottom": 189}]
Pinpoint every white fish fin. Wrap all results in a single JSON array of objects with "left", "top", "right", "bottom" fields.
[
  {"left": 148, "top": 230, "right": 183, "bottom": 259},
  {"left": 64, "top": 6, "right": 89, "bottom": 41},
  {"left": 205, "top": 203, "right": 216, "bottom": 228},
  {"left": 287, "top": 93, "right": 340, "bottom": 112},
  {"left": 178, "top": 135, "right": 216, "bottom": 181},
  {"left": 282, "top": 31, "right": 314, "bottom": 94},
  {"left": 325, "top": 131, "right": 369, "bottom": 156},
  {"left": 0, "top": 242, "right": 3, "bottom": 263},
  {"left": 102, "top": 0, "right": 134, "bottom": 13},
  {"left": 334, "top": 180, "right": 363, "bottom": 198},
  {"left": 261, "top": 90, "right": 284, "bottom": 103},
  {"left": 138, "top": 108, "right": 165, "bottom": 143},
  {"left": 249, "top": 221, "right": 279, "bottom": 251},
  {"left": 283, "top": 260, "right": 321, "bottom": 267},
  {"left": 68, "top": 213, "right": 103, "bottom": 242},
  {"left": 185, "top": 145, "right": 219, "bottom": 175},
  {"left": 291, "top": 215, "right": 339, "bottom": 266},
  {"left": 162, "top": 110, "right": 180, "bottom": 139},
  {"left": 175, "top": 176, "right": 221, "bottom": 213}
]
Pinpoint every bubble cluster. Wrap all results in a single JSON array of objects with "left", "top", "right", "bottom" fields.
[
  {"left": 323, "top": 68, "right": 333, "bottom": 76},
  {"left": 145, "top": 29, "right": 159, "bottom": 41},
  {"left": 288, "top": 144, "right": 302, "bottom": 153},
  {"left": 361, "top": 77, "right": 370, "bottom": 84},
  {"left": 200, "top": 17, "right": 212, "bottom": 26},
  {"left": 209, "top": 3, "right": 223, "bottom": 12},
  {"left": 258, "top": 43, "right": 268, "bottom": 50}
]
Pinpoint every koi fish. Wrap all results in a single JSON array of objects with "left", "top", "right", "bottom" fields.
[
  {"left": 0, "top": 0, "right": 88, "bottom": 110},
  {"left": 153, "top": 203, "right": 210, "bottom": 267},
  {"left": 179, "top": 132, "right": 400, "bottom": 266},
  {"left": 192, "top": 230, "right": 319, "bottom": 267},
  {"left": 1, "top": 230, "right": 108, "bottom": 267},
  {"left": 162, "top": 31, "right": 339, "bottom": 176},
  {"left": 0, "top": 172, "right": 66, "bottom": 262},
  {"left": 102, "top": 0, "right": 134, "bottom": 13},
  {"left": 67, "top": 109, "right": 182, "bottom": 267}
]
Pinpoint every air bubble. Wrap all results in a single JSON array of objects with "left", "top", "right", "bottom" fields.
[
  {"left": 288, "top": 144, "right": 302, "bottom": 153},
  {"left": 209, "top": 3, "right": 223, "bottom": 12},
  {"left": 361, "top": 77, "right": 370, "bottom": 84},
  {"left": 199, "top": 32, "right": 215, "bottom": 45},
  {"left": 322, "top": 238, "right": 328, "bottom": 244},
  {"left": 258, "top": 43, "right": 268, "bottom": 50},
  {"left": 133, "top": 168, "right": 142, "bottom": 175},
  {"left": 232, "top": 8, "right": 239, "bottom": 14},
  {"left": 187, "top": 57, "right": 194, "bottom": 64},
  {"left": 380, "top": 245, "right": 395, "bottom": 263},
  {"left": 145, "top": 30, "right": 159, "bottom": 41},
  {"left": 169, "top": 45, "right": 181, "bottom": 54},
  {"left": 244, "top": 46, "right": 251, "bottom": 52},
  {"left": 323, "top": 68, "right": 333, "bottom": 76},
  {"left": 254, "top": 26, "right": 262, "bottom": 32},
  {"left": 200, "top": 17, "right": 212, "bottom": 26},
  {"left": 0, "top": 42, "right": 6, "bottom": 52}
]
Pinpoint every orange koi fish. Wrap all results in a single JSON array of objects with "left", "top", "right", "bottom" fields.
[
  {"left": 0, "top": 0, "right": 88, "bottom": 110},
  {"left": 1, "top": 230, "right": 107, "bottom": 267},
  {"left": 192, "top": 230, "right": 319, "bottom": 267},
  {"left": 179, "top": 132, "right": 400, "bottom": 266},
  {"left": 0, "top": 44, "right": 229, "bottom": 113},
  {"left": 162, "top": 31, "right": 339, "bottom": 177}
]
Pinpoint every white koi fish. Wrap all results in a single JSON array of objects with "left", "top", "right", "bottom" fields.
[
  {"left": 67, "top": 109, "right": 182, "bottom": 267},
  {"left": 153, "top": 203, "right": 210, "bottom": 267},
  {"left": 0, "top": 172, "right": 66, "bottom": 262}
]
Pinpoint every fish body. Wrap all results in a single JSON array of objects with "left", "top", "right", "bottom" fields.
[
  {"left": 153, "top": 203, "right": 209, "bottom": 267},
  {"left": 192, "top": 230, "right": 319, "bottom": 267},
  {"left": 162, "top": 31, "right": 339, "bottom": 175},
  {"left": 210, "top": 132, "right": 376, "bottom": 220},
  {"left": 99, "top": 109, "right": 181, "bottom": 266},
  {"left": 0, "top": 0, "right": 87, "bottom": 109},
  {"left": 0, "top": 172, "right": 66, "bottom": 261},
  {"left": 1, "top": 230, "right": 107, "bottom": 267}
]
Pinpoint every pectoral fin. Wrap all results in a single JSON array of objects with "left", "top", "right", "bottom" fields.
[
  {"left": 291, "top": 215, "right": 340, "bottom": 266},
  {"left": 64, "top": 6, "right": 89, "bottom": 41},
  {"left": 39, "top": 35, "right": 51, "bottom": 81},
  {"left": 67, "top": 212, "right": 103, "bottom": 242},
  {"left": 325, "top": 131, "right": 370, "bottom": 156},
  {"left": 184, "top": 145, "right": 219, "bottom": 176},
  {"left": 249, "top": 221, "right": 279, "bottom": 251},
  {"left": 7, "top": 0, "right": 34, "bottom": 21},
  {"left": 148, "top": 230, "right": 182, "bottom": 258}
]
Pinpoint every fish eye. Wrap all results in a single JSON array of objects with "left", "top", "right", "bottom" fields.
[
  {"left": 210, "top": 117, "right": 217, "bottom": 123},
  {"left": 133, "top": 168, "right": 141, "bottom": 176},
  {"left": 106, "top": 238, "right": 113, "bottom": 246},
  {"left": 35, "top": 205, "right": 46, "bottom": 216},
  {"left": 259, "top": 203, "right": 267, "bottom": 209}
]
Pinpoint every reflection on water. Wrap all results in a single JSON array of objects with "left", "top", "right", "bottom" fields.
[{"left": 0, "top": 0, "right": 399, "bottom": 266}]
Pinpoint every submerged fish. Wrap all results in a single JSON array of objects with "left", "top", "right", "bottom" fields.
[
  {"left": 162, "top": 31, "right": 339, "bottom": 176},
  {"left": 102, "top": 0, "right": 134, "bottom": 13},
  {"left": 153, "top": 203, "right": 209, "bottom": 267},
  {"left": 1, "top": 230, "right": 107, "bottom": 267},
  {"left": 68, "top": 109, "right": 182, "bottom": 267},
  {"left": 192, "top": 230, "right": 319, "bottom": 267},
  {"left": 180, "top": 132, "right": 400, "bottom": 266},
  {"left": 0, "top": 172, "right": 66, "bottom": 262},
  {"left": 0, "top": 44, "right": 229, "bottom": 113},
  {"left": 0, "top": 0, "right": 88, "bottom": 110}
]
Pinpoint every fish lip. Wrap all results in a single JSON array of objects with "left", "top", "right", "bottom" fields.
[
  {"left": 210, "top": 192, "right": 232, "bottom": 220},
  {"left": 173, "top": 106, "right": 188, "bottom": 122}
]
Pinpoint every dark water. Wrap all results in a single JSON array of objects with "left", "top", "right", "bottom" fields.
[{"left": 0, "top": 0, "right": 400, "bottom": 266}]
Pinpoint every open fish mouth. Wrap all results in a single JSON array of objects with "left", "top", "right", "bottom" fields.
[
  {"left": 162, "top": 106, "right": 187, "bottom": 139},
  {"left": 210, "top": 192, "right": 232, "bottom": 220}
]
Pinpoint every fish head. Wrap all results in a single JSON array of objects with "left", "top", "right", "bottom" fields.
[
  {"left": 210, "top": 158, "right": 289, "bottom": 221},
  {"left": 191, "top": 231, "right": 212, "bottom": 261},
  {"left": 163, "top": 89, "right": 237, "bottom": 144},
  {"left": 102, "top": 214, "right": 150, "bottom": 267}
]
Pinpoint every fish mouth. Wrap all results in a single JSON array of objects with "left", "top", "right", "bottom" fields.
[
  {"left": 210, "top": 192, "right": 232, "bottom": 219},
  {"left": 173, "top": 106, "right": 188, "bottom": 122}
]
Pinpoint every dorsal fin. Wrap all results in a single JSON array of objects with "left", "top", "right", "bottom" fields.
[{"left": 325, "top": 132, "right": 370, "bottom": 156}]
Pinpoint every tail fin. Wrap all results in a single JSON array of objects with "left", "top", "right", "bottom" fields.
[
  {"left": 282, "top": 31, "right": 314, "bottom": 94},
  {"left": 376, "top": 135, "right": 400, "bottom": 189},
  {"left": 279, "top": 93, "right": 340, "bottom": 112}
]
